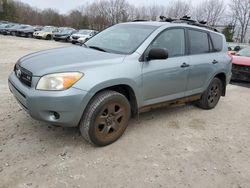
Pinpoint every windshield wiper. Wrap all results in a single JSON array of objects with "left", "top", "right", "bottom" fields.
[{"left": 88, "top": 46, "right": 106, "bottom": 52}]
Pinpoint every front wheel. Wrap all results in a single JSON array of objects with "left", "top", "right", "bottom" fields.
[
  {"left": 46, "top": 35, "right": 52, "bottom": 40},
  {"left": 80, "top": 90, "right": 131, "bottom": 146},
  {"left": 28, "top": 33, "right": 33, "bottom": 38},
  {"left": 196, "top": 78, "right": 222, "bottom": 109}
]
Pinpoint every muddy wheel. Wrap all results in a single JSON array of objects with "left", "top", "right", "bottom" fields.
[
  {"left": 80, "top": 90, "right": 131, "bottom": 146},
  {"left": 196, "top": 78, "right": 222, "bottom": 109}
]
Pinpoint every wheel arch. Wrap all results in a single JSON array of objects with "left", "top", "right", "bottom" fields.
[
  {"left": 86, "top": 83, "right": 139, "bottom": 118},
  {"left": 214, "top": 72, "right": 227, "bottom": 96}
]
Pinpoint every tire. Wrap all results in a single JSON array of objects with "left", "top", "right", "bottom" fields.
[
  {"left": 72, "top": 41, "right": 76, "bottom": 44},
  {"left": 46, "top": 35, "right": 52, "bottom": 40},
  {"left": 80, "top": 90, "right": 131, "bottom": 146},
  {"left": 196, "top": 78, "right": 222, "bottom": 109},
  {"left": 28, "top": 33, "right": 33, "bottom": 38}
]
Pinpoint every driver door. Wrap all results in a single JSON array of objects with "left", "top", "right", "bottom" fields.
[{"left": 142, "top": 28, "right": 189, "bottom": 106}]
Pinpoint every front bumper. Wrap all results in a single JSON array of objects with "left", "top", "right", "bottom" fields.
[
  {"left": 34, "top": 34, "right": 46, "bottom": 39},
  {"left": 8, "top": 72, "right": 92, "bottom": 127},
  {"left": 232, "top": 64, "right": 250, "bottom": 82}
]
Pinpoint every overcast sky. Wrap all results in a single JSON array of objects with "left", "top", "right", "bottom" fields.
[{"left": 17, "top": 0, "right": 230, "bottom": 14}]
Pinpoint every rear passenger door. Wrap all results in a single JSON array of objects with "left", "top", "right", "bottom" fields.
[{"left": 185, "top": 29, "right": 218, "bottom": 96}]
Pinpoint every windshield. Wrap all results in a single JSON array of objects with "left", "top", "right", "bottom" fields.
[
  {"left": 238, "top": 47, "right": 250, "bottom": 57},
  {"left": 20, "top": 25, "right": 29, "bottom": 29},
  {"left": 78, "top": 30, "right": 92, "bottom": 35},
  {"left": 85, "top": 24, "right": 158, "bottom": 54},
  {"left": 9, "top": 25, "right": 21, "bottom": 29},
  {"left": 42, "top": 27, "right": 55, "bottom": 32},
  {"left": 62, "top": 29, "right": 74, "bottom": 34}
]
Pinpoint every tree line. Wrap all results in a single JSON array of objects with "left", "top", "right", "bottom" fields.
[{"left": 0, "top": 0, "right": 250, "bottom": 42}]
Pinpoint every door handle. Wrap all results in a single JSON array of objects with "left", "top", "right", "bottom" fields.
[
  {"left": 180, "top": 62, "right": 190, "bottom": 68},
  {"left": 212, "top": 60, "right": 219, "bottom": 64}
]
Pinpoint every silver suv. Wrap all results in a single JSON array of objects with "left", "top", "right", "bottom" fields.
[{"left": 8, "top": 19, "right": 232, "bottom": 146}]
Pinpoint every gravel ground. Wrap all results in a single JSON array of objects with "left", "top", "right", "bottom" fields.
[{"left": 0, "top": 35, "right": 250, "bottom": 188}]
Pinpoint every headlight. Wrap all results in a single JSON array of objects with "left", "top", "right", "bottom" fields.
[{"left": 36, "top": 72, "right": 83, "bottom": 91}]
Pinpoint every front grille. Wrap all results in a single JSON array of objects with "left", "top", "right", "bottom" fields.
[
  {"left": 232, "top": 64, "right": 250, "bottom": 82},
  {"left": 14, "top": 64, "right": 33, "bottom": 87},
  {"left": 232, "top": 64, "right": 250, "bottom": 73}
]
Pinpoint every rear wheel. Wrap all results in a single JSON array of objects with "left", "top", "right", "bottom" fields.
[
  {"left": 196, "top": 78, "right": 222, "bottom": 109},
  {"left": 80, "top": 90, "right": 131, "bottom": 146}
]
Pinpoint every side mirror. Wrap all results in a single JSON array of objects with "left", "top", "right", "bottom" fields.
[{"left": 146, "top": 48, "right": 168, "bottom": 61}]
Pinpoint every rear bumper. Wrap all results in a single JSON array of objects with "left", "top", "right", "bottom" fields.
[
  {"left": 16, "top": 32, "right": 29, "bottom": 37},
  {"left": 8, "top": 72, "right": 92, "bottom": 127}
]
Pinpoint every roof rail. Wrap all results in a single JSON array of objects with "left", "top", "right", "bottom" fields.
[
  {"left": 132, "top": 19, "right": 148, "bottom": 22},
  {"left": 159, "top": 16, "right": 218, "bottom": 32}
]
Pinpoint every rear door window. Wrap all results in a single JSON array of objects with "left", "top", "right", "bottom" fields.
[{"left": 188, "top": 30, "right": 210, "bottom": 55}]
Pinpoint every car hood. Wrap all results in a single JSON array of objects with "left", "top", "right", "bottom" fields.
[
  {"left": 72, "top": 34, "right": 89, "bottom": 38},
  {"left": 232, "top": 55, "right": 250, "bottom": 66},
  {"left": 35, "top": 31, "right": 51, "bottom": 35},
  {"left": 18, "top": 46, "right": 126, "bottom": 76}
]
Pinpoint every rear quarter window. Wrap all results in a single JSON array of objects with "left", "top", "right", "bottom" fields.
[{"left": 210, "top": 33, "right": 223, "bottom": 52}]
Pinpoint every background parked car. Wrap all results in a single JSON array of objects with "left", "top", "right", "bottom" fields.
[
  {"left": 33, "top": 26, "right": 58, "bottom": 40},
  {"left": 16, "top": 25, "right": 43, "bottom": 38},
  {"left": 53, "top": 27, "right": 76, "bottom": 42},
  {"left": 228, "top": 42, "right": 250, "bottom": 55},
  {"left": 70, "top": 29, "right": 98, "bottom": 44},
  {"left": 0, "top": 23, "right": 16, "bottom": 34},
  {"left": 231, "top": 47, "right": 250, "bottom": 82},
  {"left": 5, "top": 24, "right": 31, "bottom": 36}
]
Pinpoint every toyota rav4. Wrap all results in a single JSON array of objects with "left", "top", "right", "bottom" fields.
[{"left": 8, "top": 18, "right": 232, "bottom": 146}]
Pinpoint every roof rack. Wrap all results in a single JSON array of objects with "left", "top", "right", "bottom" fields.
[
  {"left": 132, "top": 19, "right": 148, "bottom": 22},
  {"left": 159, "top": 15, "right": 218, "bottom": 32}
]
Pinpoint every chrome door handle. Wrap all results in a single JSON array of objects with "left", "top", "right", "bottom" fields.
[{"left": 212, "top": 60, "right": 219, "bottom": 64}]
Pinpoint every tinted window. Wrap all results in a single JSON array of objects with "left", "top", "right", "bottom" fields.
[
  {"left": 151, "top": 29, "right": 185, "bottom": 57},
  {"left": 188, "top": 30, "right": 209, "bottom": 54},
  {"left": 210, "top": 33, "right": 223, "bottom": 52}
]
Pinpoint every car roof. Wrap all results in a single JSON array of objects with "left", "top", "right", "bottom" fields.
[{"left": 121, "top": 21, "right": 223, "bottom": 36}]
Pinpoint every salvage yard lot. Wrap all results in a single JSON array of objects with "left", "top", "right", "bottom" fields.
[{"left": 0, "top": 35, "right": 250, "bottom": 188}]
